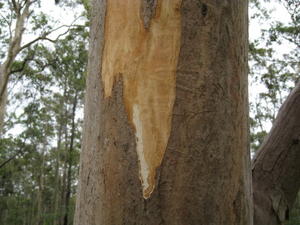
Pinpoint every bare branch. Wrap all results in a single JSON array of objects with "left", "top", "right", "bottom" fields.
[
  {"left": 19, "top": 16, "right": 84, "bottom": 52},
  {"left": 8, "top": 9, "right": 14, "bottom": 38},
  {"left": 11, "top": 0, "right": 20, "bottom": 15},
  {"left": 0, "top": 151, "right": 19, "bottom": 169},
  {"left": 0, "top": 138, "right": 27, "bottom": 169},
  {"left": 9, "top": 51, "right": 35, "bottom": 75}
]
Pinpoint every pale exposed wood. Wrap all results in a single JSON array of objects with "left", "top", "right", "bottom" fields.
[
  {"left": 102, "top": 0, "right": 181, "bottom": 199},
  {"left": 75, "top": 0, "right": 251, "bottom": 224}
]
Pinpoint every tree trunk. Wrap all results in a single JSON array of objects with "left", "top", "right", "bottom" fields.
[
  {"left": 53, "top": 89, "right": 67, "bottom": 225},
  {"left": 36, "top": 143, "right": 46, "bottom": 225},
  {"left": 0, "top": 68, "right": 8, "bottom": 135},
  {"left": 60, "top": 118, "right": 69, "bottom": 225},
  {"left": 0, "top": 1, "right": 31, "bottom": 134},
  {"left": 53, "top": 120, "right": 63, "bottom": 225},
  {"left": 252, "top": 81, "right": 300, "bottom": 225},
  {"left": 75, "top": 0, "right": 251, "bottom": 225},
  {"left": 63, "top": 94, "right": 78, "bottom": 225}
]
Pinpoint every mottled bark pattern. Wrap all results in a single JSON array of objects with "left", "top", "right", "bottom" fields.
[
  {"left": 252, "top": 81, "right": 300, "bottom": 225},
  {"left": 158, "top": 1, "right": 251, "bottom": 224},
  {"left": 74, "top": 0, "right": 251, "bottom": 225},
  {"left": 140, "top": 0, "right": 158, "bottom": 29}
]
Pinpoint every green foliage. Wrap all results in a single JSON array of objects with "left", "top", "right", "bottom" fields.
[
  {"left": 0, "top": 0, "right": 299, "bottom": 224},
  {"left": 249, "top": 0, "right": 299, "bottom": 152},
  {"left": 81, "top": 0, "right": 91, "bottom": 17},
  {"left": 31, "top": 13, "right": 53, "bottom": 32},
  {"left": 250, "top": 0, "right": 300, "bottom": 223},
  {"left": 0, "top": 2, "right": 89, "bottom": 223}
]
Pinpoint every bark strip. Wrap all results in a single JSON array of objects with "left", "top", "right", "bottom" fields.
[{"left": 101, "top": 0, "right": 182, "bottom": 199}]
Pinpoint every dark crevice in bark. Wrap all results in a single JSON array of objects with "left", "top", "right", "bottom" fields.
[
  {"left": 140, "top": 0, "right": 158, "bottom": 29},
  {"left": 201, "top": 3, "right": 208, "bottom": 17}
]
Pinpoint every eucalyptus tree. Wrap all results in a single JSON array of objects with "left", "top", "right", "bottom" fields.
[
  {"left": 75, "top": 0, "right": 300, "bottom": 225},
  {"left": 249, "top": 0, "right": 300, "bottom": 224},
  {"left": 75, "top": 0, "right": 252, "bottom": 224},
  {"left": 249, "top": 0, "right": 299, "bottom": 150},
  {"left": 0, "top": 1, "right": 88, "bottom": 224},
  {"left": 0, "top": 25, "right": 88, "bottom": 225},
  {"left": 0, "top": 0, "right": 80, "bottom": 135}
]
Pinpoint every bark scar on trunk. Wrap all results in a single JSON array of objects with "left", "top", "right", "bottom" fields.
[
  {"left": 101, "top": 0, "right": 182, "bottom": 199},
  {"left": 140, "top": 0, "right": 158, "bottom": 29}
]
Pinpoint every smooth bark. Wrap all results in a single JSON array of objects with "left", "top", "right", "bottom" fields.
[
  {"left": 35, "top": 143, "right": 46, "bottom": 225},
  {"left": 53, "top": 115, "right": 63, "bottom": 225},
  {"left": 0, "top": 1, "right": 30, "bottom": 134},
  {"left": 0, "top": 0, "right": 70, "bottom": 135},
  {"left": 252, "top": 81, "right": 300, "bottom": 225},
  {"left": 63, "top": 94, "right": 78, "bottom": 225}
]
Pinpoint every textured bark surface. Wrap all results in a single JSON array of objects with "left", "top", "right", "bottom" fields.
[
  {"left": 252, "top": 81, "right": 300, "bottom": 225},
  {"left": 74, "top": 0, "right": 251, "bottom": 224}
]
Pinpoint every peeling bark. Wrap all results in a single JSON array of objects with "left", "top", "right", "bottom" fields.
[
  {"left": 102, "top": 0, "right": 181, "bottom": 199},
  {"left": 252, "top": 81, "right": 300, "bottom": 225},
  {"left": 75, "top": 0, "right": 251, "bottom": 224}
]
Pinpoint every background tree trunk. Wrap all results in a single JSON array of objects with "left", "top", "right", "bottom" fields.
[
  {"left": 35, "top": 143, "right": 46, "bottom": 225},
  {"left": 75, "top": 0, "right": 252, "bottom": 224},
  {"left": 60, "top": 111, "right": 69, "bottom": 225},
  {"left": 53, "top": 120, "right": 63, "bottom": 225},
  {"left": 63, "top": 94, "right": 78, "bottom": 225},
  {"left": 0, "top": 1, "right": 30, "bottom": 134},
  {"left": 252, "top": 81, "right": 300, "bottom": 225}
]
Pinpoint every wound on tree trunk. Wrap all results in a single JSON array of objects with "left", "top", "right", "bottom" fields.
[
  {"left": 102, "top": 0, "right": 181, "bottom": 199},
  {"left": 75, "top": 0, "right": 252, "bottom": 224}
]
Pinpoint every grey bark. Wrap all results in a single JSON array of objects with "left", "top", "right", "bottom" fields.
[
  {"left": 75, "top": 0, "right": 251, "bottom": 225},
  {"left": 0, "top": 0, "right": 66, "bottom": 135},
  {"left": 63, "top": 94, "right": 78, "bottom": 225},
  {"left": 0, "top": 1, "right": 31, "bottom": 134},
  {"left": 252, "top": 81, "right": 300, "bottom": 225},
  {"left": 35, "top": 143, "right": 46, "bottom": 225},
  {"left": 53, "top": 114, "right": 63, "bottom": 225}
]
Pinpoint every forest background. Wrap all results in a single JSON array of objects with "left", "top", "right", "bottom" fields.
[{"left": 0, "top": 0, "right": 299, "bottom": 224}]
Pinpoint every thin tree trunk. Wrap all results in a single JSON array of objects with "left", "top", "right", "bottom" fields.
[
  {"left": 53, "top": 90, "right": 67, "bottom": 225},
  {"left": 60, "top": 127, "right": 68, "bottom": 225},
  {"left": 75, "top": 0, "right": 251, "bottom": 224},
  {"left": 53, "top": 122, "right": 63, "bottom": 225},
  {"left": 29, "top": 193, "right": 35, "bottom": 225},
  {"left": 36, "top": 144, "right": 46, "bottom": 225},
  {"left": 63, "top": 94, "right": 78, "bottom": 225},
  {"left": 0, "top": 73, "right": 8, "bottom": 135},
  {"left": 252, "top": 81, "right": 300, "bottom": 225},
  {"left": 0, "top": 1, "right": 30, "bottom": 134}
]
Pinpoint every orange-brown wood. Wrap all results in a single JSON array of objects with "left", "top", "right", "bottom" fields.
[{"left": 102, "top": 0, "right": 182, "bottom": 199}]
